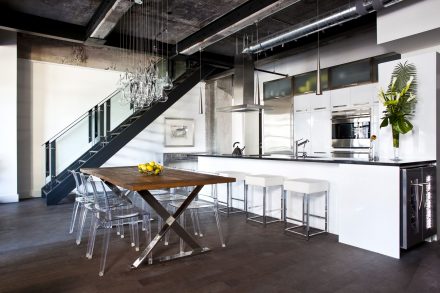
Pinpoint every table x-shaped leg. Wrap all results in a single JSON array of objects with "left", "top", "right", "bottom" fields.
[{"left": 131, "top": 185, "right": 207, "bottom": 268}]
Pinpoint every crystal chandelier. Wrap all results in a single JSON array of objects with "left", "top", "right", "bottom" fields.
[{"left": 118, "top": 0, "right": 173, "bottom": 109}]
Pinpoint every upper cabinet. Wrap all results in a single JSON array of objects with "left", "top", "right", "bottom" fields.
[
  {"left": 330, "top": 59, "right": 372, "bottom": 89},
  {"left": 293, "top": 93, "right": 311, "bottom": 113},
  {"left": 350, "top": 83, "right": 376, "bottom": 107},
  {"left": 263, "top": 77, "right": 294, "bottom": 100},
  {"left": 310, "top": 91, "right": 331, "bottom": 111},
  {"left": 330, "top": 88, "right": 350, "bottom": 109},
  {"left": 294, "top": 69, "right": 329, "bottom": 95}
]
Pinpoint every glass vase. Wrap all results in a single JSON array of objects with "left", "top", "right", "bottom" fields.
[{"left": 392, "top": 129, "right": 400, "bottom": 161}]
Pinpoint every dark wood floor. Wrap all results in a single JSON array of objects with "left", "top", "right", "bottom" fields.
[{"left": 1, "top": 198, "right": 439, "bottom": 293}]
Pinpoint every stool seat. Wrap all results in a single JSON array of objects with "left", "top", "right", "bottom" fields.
[
  {"left": 245, "top": 174, "right": 284, "bottom": 187},
  {"left": 284, "top": 178, "right": 329, "bottom": 194},
  {"left": 217, "top": 171, "right": 247, "bottom": 182}
]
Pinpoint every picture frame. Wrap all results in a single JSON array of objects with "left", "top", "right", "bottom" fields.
[{"left": 164, "top": 118, "right": 195, "bottom": 147}]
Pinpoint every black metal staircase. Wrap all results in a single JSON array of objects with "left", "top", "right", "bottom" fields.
[{"left": 42, "top": 65, "right": 216, "bottom": 205}]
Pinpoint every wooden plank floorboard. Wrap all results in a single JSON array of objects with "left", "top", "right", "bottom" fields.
[{"left": 0, "top": 198, "right": 439, "bottom": 292}]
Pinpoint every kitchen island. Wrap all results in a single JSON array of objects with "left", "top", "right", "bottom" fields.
[{"left": 192, "top": 154, "right": 436, "bottom": 259}]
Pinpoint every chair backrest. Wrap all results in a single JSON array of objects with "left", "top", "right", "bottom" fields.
[
  {"left": 70, "top": 170, "right": 86, "bottom": 196},
  {"left": 86, "top": 178, "right": 111, "bottom": 214}
]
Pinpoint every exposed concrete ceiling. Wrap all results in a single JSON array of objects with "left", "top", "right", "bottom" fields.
[
  {"left": 0, "top": 0, "right": 376, "bottom": 60},
  {"left": 0, "top": 0, "right": 102, "bottom": 26}
]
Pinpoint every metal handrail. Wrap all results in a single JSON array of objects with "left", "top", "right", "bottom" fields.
[{"left": 42, "top": 89, "right": 121, "bottom": 145}]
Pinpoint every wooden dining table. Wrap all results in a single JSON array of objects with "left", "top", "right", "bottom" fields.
[{"left": 80, "top": 166, "right": 235, "bottom": 269}]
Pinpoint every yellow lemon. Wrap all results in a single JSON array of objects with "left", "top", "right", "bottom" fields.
[
  {"left": 149, "top": 161, "right": 156, "bottom": 167},
  {"left": 154, "top": 168, "right": 161, "bottom": 175},
  {"left": 146, "top": 165, "right": 153, "bottom": 172},
  {"left": 141, "top": 165, "right": 147, "bottom": 171}
]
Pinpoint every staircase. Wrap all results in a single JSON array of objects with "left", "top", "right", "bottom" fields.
[{"left": 42, "top": 65, "right": 216, "bottom": 205}]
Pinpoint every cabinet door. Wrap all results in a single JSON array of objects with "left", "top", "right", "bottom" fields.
[
  {"left": 311, "top": 91, "right": 331, "bottom": 111},
  {"left": 310, "top": 110, "right": 331, "bottom": 156},
  {"left": 293, "top": 111, "right": 311, "bottom": 154},
  {"left": 330, "top": 88, "right": 350, "bottom": 110},
  {"left": 293, "top": 94, "right": 311, "bottom": 113},
  {"left": 350, "top": 84, "right": 374, "bottom": 107}
]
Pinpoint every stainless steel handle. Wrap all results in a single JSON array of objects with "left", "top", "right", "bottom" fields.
[
  {"left": 313, "top": 107, "right": 327, "bottom": 110},
  {"left": 419, "top": 184, "right": 424, "bottom": 210},
  {"left": 353, "top": 102, "right": 369, "bottom": 106},
  {"left": 332, "top": 105, "right": 347, "bottom": 108},
  {"left": 295, "top": 109, "right": 304, "bottom": 113},
  {"left": 313, "top": 151, "right": 326, "bottom": 154}
]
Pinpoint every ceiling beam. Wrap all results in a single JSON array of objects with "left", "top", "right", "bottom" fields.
[
  {"left": 176, "top": 0, "right": 301, "bottom": 55},
  {"left": 86, "top": 0, "right": 134, "bottom": 43},
  {"left": 0, "top": 10, "right": 85, "bottom": 43}
]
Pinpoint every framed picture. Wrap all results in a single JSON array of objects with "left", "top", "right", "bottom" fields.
[{"left": 164, "top": 118, "right": 195, "bottom": 147}]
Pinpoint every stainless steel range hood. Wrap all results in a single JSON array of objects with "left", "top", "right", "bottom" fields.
[{"left": 217, "top": 54, "right": 270, "bottom": 112}]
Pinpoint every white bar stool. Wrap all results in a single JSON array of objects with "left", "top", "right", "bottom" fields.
[
  {"left": 283, "top": 178, "right": 329, "bottom": 240},
  {"left": 245, "top": 174, "right": 284, "bottom": 226},
  {"left": 217, "top": 171, "right": 247, "bottom": 216}
]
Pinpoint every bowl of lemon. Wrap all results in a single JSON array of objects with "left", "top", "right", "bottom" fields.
[{"left": 138, "top": 161, "right": 164, "bottom": 176}]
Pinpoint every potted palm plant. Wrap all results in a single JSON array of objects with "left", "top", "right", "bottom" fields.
[{"left": 378, "top": 61, "right": 417, "bottom": 161}]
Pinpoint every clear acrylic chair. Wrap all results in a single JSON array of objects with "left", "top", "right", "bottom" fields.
[
  {"left": 166, "top": 184, "right": 225, "bottom": 250},
  {"left": 84, "top": 178, "right": 152, "bottom": 276},
  {"left": 69, "top": 170, "right": 93, "bottom": 245}
]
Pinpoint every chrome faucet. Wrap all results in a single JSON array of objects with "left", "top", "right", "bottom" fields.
[{"left": 295, "top": 138, "right": 310, "bottom": 158}]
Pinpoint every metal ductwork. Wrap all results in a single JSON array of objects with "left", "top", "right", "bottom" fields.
[{"left": 242, "top": 0, "right": 404, "bottom": 54}]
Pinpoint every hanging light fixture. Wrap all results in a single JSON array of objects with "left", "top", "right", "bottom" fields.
[
  {"left": 316, "top": 0, "right": 323, "bottom": 95},
  {"left": 118, "top": 0, "right": 172, "bottom": 109}
]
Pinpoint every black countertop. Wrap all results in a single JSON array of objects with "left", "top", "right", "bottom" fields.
[{"left": 188, "top": 153, "right": 436, "bottom": 167}]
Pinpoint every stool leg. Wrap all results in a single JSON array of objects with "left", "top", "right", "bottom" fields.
[
  {"left": 245, "top": 184, "right": 249, "bottom": 219},
  {"left": 280, "top": 186, "right": 284, "bottom": 221},
  {"left": 325, "top": 190, "right": 329, "bottom": 233},
  {"left": 243, "top": 181, "right": 246, "bottom": 211},
  {"left": 283, "top": 190, "right": 287, "bottom": 229},
  {"left": 306, "top": 194, "right": 310, "bottom": 240},
  {"left": 302, "top": 195, "right": 306, "bottom": 225},
  {"left": 227, "top": 182, "right": 231, "bottom": 216},
  {"left": 263, "top": 187, "right": 267, "bottom": 227}
]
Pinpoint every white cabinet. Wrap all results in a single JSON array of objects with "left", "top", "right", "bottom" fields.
[
  {"left": 293, "top": 94, "right": 311, "bottom": 113},
  {"left": 310, "top": 110, "right": 331, "bottom": 156},
  {"left": 293, "top": 111, "right": 311, "bottom": 154},
  {"left": 330, "top": 88, "right": 350, "bottom": 109},
  {"left": 310, "top": 91, "right": 331, "bottom": 111},
  {"left": 350, "top": 83, "right": 375, "bottom": 107}
]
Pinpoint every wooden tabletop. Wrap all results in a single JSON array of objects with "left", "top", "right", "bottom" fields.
[{"left": 80, "top": 166, "right": 236, "bottom": 191}]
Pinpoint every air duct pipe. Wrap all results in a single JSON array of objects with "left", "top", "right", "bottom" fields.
[{"left": 242, "top": 0, "right": 404, "bottom": 54}]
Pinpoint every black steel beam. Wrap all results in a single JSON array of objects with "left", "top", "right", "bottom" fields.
[
  {"left": 104, "top": 32, "right": 171, "bottom": 56},
  {"left": 85, "top": 0, "right": 119, "bottom": 39},
  {"left": 0, "top": 9, "right": 85, "bottom": 43},
  {"left": 176, "top": 0, "right": 279, "bottom": 53}
]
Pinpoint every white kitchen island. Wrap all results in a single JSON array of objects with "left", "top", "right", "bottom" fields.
[{"left": 196, "top": 154, "right": 436, "bottom": 259}]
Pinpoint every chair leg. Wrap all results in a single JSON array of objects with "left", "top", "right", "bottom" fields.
[
  {"left": 281, "top": 186, "right": 284, "bottom": 221},
  {"left": 226, "top": 183, "right": 231, "bottom": 216},
  {"left": 325, "top": 190, "right": 329, "bottom": 233},
  {"left": 143, "top": 215, "right": 153, "bottom": 264},
  {"left": 86, "top": 214, "right": 98, "bottom": 259},
  {"left": 214, "top": 207, "right": 226, "bottom": 247},
  {"left": 195, "top": 210, "right": 203, "bottom": 237},
  {"left": 190, "top": 209, "right": 198, "bottom": 236},
  {"left": 98, "top": 225, "right": 111, "bottom": 277},
  {"left": 76, "top": 206, "right": 88, "bottom": 245},
  {"left": 179, "top": 212, "right": 186, "bottom": 254},
  {"left": 69, "top": 201, "right": 80, "bottom": 234}
]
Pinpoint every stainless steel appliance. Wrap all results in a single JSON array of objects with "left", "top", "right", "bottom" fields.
[
  {"left": 263, "top": 97, "right": 293, "bottom": 155},
  {"left": 331, "top": 108, "right": 371, "bottom": 148},
  {"left": 401, "top": 165, "right": 437, "bottom": 249}
]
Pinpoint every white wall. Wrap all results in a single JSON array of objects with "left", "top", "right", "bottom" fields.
[
  {"left": 17, "top": 59, "right": 206, "bottom": 198},
  {"left": 0, "top": 30, "right": 18, "bottom": 203},
  {"left": 104, "top": 83, "right": 207, "bottom": 166},
  {"left": 377, "top": 0, "right": 440, "bottom": 44},
  {"left": 378, "top": 52, "right": 437, "bottom": 160},
  {"left": 18, "top": 60, "right": 121, "bottom": 198}
]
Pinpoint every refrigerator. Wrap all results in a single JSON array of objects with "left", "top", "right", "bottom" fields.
[{"left": 401, "top": 165, "right": 437, "bottom": 249}]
